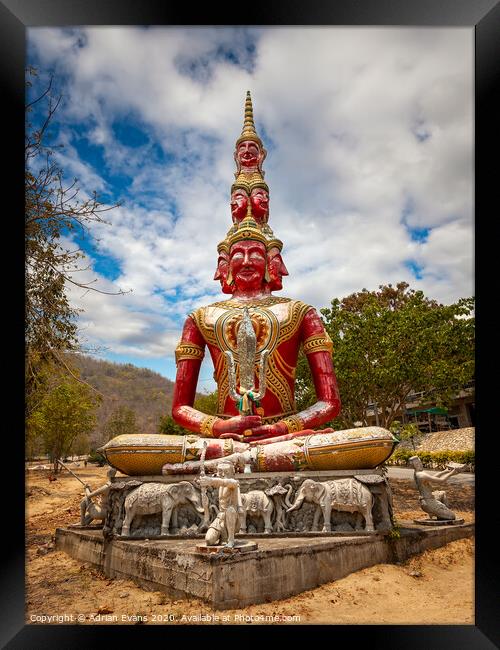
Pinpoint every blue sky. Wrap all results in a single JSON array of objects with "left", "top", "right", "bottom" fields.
[{"left": 27, "top": 27, "right": 474, "bottom": 390}]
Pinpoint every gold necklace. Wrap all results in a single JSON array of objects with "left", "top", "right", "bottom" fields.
[{"left": 211, "top": 296, "right": 292, "bottom": 309}]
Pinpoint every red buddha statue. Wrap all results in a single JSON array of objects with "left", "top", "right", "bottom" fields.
[
  {"left": 100, "top": 91, "right": 397, "bottom": 476},
  {"left": 173, "top": 214, "right": 341, "bottom": 443}
]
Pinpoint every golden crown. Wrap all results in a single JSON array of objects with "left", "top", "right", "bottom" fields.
[{"left": 218, "top": 209, "right": 282, "bottom": 255}]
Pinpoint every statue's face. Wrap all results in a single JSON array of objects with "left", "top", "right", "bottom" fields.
[
  {"left": 268, "top": 248, "right": 288, "bottom": 291},
  {"left": 230, "top": 189, "right": 249, "bottom": 223},
  {"left": 213, "top": 252, "right": 233, "bottom": 294},
  {"left": 250, "top": 187, "right": 269, "bottom": 222},
  {"left": 217, "top": 463, "right": 233, "bottom": 478},
  {"left": 229, "top": 240, "right": 267, "bottom": 291},
  {"left": 236, "top": 140, "right": 261, "bottom": 170}
]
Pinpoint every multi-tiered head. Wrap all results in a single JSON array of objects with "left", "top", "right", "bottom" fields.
[{"left": 214, "top": 92, "right": 288, "bottom": 294}]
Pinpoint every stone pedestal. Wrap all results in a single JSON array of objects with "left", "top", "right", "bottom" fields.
[
  {"left": 55, "top": 521, "right": 474, "bottom": 609},
  {"left": 413, "top": 518, "right": 465, "bottom": 526},
  {"left": 104, "top": 468, "right": 394, "bottom": 539}
]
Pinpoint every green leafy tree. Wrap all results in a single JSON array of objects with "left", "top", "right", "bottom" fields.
[
  {"left": 28, "top": 373, "right": 100, "bottom": 472},
  {"left": 103, "top": 405, "right": 140, "bottom": 440},
  {"left": 193, "top": 391, "right": 218, "bottom": 415},
  {"left": 158, "top": 391, "right": 218, "bottom": 435},
  {"left": 296, "top": 282, "right": 474, "bottom": 429},
  {"left": 25, "top": 67, "right": 123, "bottom": 422},
  {"left": 104, "top": 404, "right": 140, "bottom": 440},
  {"left": 158, "top": 415, "right": 190, "bottom": 436},
  {"left": 390, "top": 420, "right": 421, "bottom": 450}
]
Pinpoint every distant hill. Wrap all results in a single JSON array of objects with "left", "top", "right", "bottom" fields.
[{"left": 68, "top": 353, "right": 177, "bottom": 445}]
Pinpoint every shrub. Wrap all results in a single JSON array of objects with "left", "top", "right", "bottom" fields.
[
  {"left": 387, "top": 448, "right": 474, "bottom": 472},
  {"left": 87, "top": 449, "right": 106, "bottom": 466}
]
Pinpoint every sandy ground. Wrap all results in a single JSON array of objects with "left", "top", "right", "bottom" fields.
[{"left": 26, "top": 465, "right": 475, "bottom": 626}]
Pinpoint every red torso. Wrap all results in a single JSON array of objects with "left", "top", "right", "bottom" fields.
[{"left": 173, "top": 295, "right": 340, "bottom": 433}]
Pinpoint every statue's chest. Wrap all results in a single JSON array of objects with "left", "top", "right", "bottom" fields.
[
  {"left": 197, "top": 302, "right": 300, "bottom": 358},
  {"left": 214, "top": 306, "right": 281, "bottom": 357}
]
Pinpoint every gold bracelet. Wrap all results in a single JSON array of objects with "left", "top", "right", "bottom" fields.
[
  {"left": 200, "top": 415, "right": 218, "bottom": 438},
  {"left": 281, "top": 415, "right": 304, "bottom": 434},
  {"left": 175, "top": 342, "right": 205, "bottom": 365},
  {"left": 302, "top": 333, "right": 333, "bottom": 356}
]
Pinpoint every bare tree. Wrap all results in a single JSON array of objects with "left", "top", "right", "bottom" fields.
[{"left": 25, "top": 67, "right": 128, "bottom": 419}]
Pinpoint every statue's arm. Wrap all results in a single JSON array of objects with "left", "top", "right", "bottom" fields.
[
  {"left": 420, "top": 469, "right": 455, "bottom": 484},
  {"left": 199, "top": 476, "right": 237, "bottom": 489},
  {"left": 86, "top": 484, "right": 108, "bottom": 498},
  {"left": 172, "top": 316, "right": 261, "bottom": 437},
  {"left": 293, "top": 308, "right": 341, "bottom": 429},
  {"left": 172, "top": 315, "right": 220, "bottom": 435}
]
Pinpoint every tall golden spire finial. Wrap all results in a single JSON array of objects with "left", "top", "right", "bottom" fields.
[
  {"left": 241, "top": 90, "right": 256, "bottom": 137},
  {"left": 236, "top": 90, "right": 263, "bottom": 148}
]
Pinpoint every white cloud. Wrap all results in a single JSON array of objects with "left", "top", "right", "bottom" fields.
[{"left": 28, "top": 26, "right": 473, "bottom": 377}]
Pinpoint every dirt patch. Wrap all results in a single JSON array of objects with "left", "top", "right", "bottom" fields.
[{"left": 25, "top": 466, "right": 474, "bottom": 625}]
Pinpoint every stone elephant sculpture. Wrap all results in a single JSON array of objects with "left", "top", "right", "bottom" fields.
[
  {"left": 239, "top": 490, "right": 274, "bottom": 534},
  {"left": 121, "top": 481, "right": 204, "bottom": 536},
  {"left": 287, "top": 478, "right": 375, "bottom": 532}
]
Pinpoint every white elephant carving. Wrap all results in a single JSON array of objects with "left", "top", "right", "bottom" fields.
[
  {"left": 287, "top": 478, "right": 375, "bottom": 532},
  {"left": 121, "top": 481, "right": 204, "bottom": 536},
  {"left": 239, "top": 490, "right": 274, "bottom": 534}
]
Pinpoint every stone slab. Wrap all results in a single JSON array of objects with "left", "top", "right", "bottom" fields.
[
  {"left": 112, "top": 467, "right": 384, "bottom": 485},
  {"left": 55, "top": 521, "right": 474, "bottom": 609},
  {"left": 413, "top": 518, "right": 465, "bottom": 526}
]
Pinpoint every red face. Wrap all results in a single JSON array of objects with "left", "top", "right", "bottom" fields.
[
  {"left": 236, "top": 141, "right": 261, "bottom": 170},
  {"left": 214, "top": 253, "right": 233, "bottom": 294},
  {"left": 229, "top": 240, "right": 267, "bottom": 291},
  {"left": 268, "top": 249, "right": 289, "bottom": 291},
  {"left": 250, "top": 187, "right": 269, "bottom": 222},
  {"left": 230, "top": 189, "right": 249, "bottom": 223}
]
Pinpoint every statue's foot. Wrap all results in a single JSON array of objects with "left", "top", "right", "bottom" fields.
[{"left": 162, "top": 462, "right": 199, "bottom": 475}]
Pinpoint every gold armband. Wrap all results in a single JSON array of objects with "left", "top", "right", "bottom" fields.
[
  {"left": 281, "top": 414, "right": 304, "bottom": 434},
  {"left": 200, "top": 415, "right": 218, "bottom": 438},
  {"left": 175, "top": 341, "right": 205, "bottom": 365},
  {"left": 302, "top": 332, "right": 333, "bottom": 356}
]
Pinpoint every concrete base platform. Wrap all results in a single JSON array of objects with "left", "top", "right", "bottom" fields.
[
  {"left": 413, "top": 518, "right": 465, "bottom": 526},
  {"left": 55, "top": 521, "right": 474, "bottom": 609}
]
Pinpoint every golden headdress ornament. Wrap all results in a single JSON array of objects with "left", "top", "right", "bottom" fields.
[
  {"left": 218, "top": 204, "right": 282, "bottom": 254},
  {"left": 231, "top": 175, "right": 269, "bottom": 195}
]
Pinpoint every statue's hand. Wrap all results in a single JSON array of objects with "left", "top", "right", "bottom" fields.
[
  {"left": 241, "top": 422, "right": 288, "bottom": 440},
  {"left": 220, "top": 433, "right": 244, "bottom": 442},
  {"left": 213, "top": 415, "right": 262, "bottom": 437}
]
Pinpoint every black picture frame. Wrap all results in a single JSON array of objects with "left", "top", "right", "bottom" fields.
[{"left": 3, "top": 0, "right": 498, "bottom": 646}]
